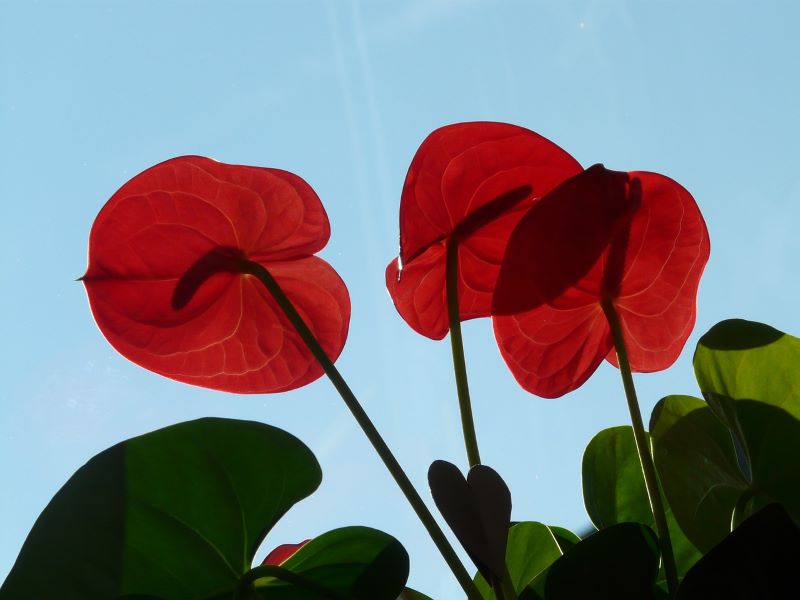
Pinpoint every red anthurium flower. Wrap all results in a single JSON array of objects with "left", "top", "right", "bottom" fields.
[
  {"left": 493, "top": 164, "right": 709, "bottom": 398},
  {"left": 262, "top": 539, "right": 310, "bottom": 565},
  {"left": 386, "top": 122, "right": 582, "bottom": 339},
  {"left": 82, "top": 156, "right": 350, "bottom": 394}
]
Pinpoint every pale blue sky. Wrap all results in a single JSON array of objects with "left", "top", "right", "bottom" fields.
[{"left": 2, "top": 1, "right": 800, "bottom": 597}]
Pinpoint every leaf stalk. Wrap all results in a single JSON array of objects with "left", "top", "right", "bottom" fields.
[
  {"left": 446, "top": 238, "right": 482, "bottom": 468},
  {"left": 602, "top": 298, "right": 679, "bottom": 596},
  {"left": 242, "top": 260, "right": 482, "bottom": 600}
]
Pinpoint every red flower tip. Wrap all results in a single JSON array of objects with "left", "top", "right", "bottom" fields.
[
  {"left": 83, "top": 156, "right": 350, "bottom": 394},
  {"left": 386, "top": 122, "right": 582, "bottom": 339},
  {"left": 493, "top": 165, "right": 709, "bottom": 398},
  {"left": 262, "top": 539, "right": 310, "bottom": 565}
]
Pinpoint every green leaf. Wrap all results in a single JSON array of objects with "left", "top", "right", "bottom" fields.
[
  {"left": 251, "top": 526, "right": 409, "bottom": 600},
  {"left": 693, "top": 319, "right": 800, "bottom": 525},
  {"left": 397, "top": 588, "right": 434, "bottom": 600},
  {"left": 582, "top": 425, "right": 702, "bottom": 578},
  {"left": 474, "top": 522, "right": 565, "bottom": 598},
  {"left": 528, "top": 523, "right": 660, "bottom": 599},
  {"left": 693, "top": 319, "right": 800, "bottom": 419},
  {"left": 582, "top": 426, "right": 654, "bottom": 528},
  {"left": 546, "top": 526, "right": 580, "bottom": 554},
  {"left": 1, "top": 418, "right": 322, "bottom": 599},
  {"left": 650, "top": 395, "right": 748, "bottom": 552},
  {"left": 652, "top": 389, "right": 800, "bottom": 553},
  {"left": 677, "top": 503, "right": 800, "bottom": 599}
]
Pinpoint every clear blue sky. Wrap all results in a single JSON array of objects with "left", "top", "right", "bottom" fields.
[{"left": 2, "top": 1, "right": 799, "bottom": 597}]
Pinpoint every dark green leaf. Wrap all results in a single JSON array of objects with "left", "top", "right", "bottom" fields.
[
  {"left": 651, "top": 393, "right": 800, "bottom": 552},
  {"left": 529, "top": 523, "right": 660, "bottom": 599},
  {"left": 397, "top": 588, "right": 434, "bottom": 600},
  {"left": 650, "top": 395, "right": 748, "bottom": 552},
  {"left": 677, "top": 503, "right": 800, "bottom": 599},
  {"left": 0, "top": 418, "right": 321, "bottom": 599},
  {"left": 253, "top": 526, "right": 409, "bottom": 600},
  {"left": 582, "top": 425, "right": 702, "bottom": 577}
]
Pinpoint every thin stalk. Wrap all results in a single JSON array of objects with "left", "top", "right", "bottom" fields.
[
  {"left": 241, "top": 260, "right": 482, "bottom": 600},
  {"left": 446, "top": 238, "right": 482, "bottom": 468},
  {"left": 601, "top": 299, "right": 679, "bottom": 596},
  {"left": 234, "top": 564, "right": 345, "bottom": 599},
  {"left": 496, "top": 567, "right": 519, "bottom": 600}
]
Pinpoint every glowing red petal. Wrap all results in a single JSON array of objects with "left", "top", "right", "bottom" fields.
[
  {"left": 385, "top": 200, "right": 535, "bottom": 339},
  {"left": 386, "top": 246, "right": 448, "bottom": 339},
  {"left": 493, "top": 165, "right": 634, "bottom": 317},
  {"left": 493, "top": 165, "right": 709, "bottom": 397},
  {"left": 493, "top": 303, "right": 611, "bottom": 398},
  {"left": 388, "top": 122, "right": 581, "bottom": 339},
  {"left": 262, "top": 540, "right": 310, "bottom": 565},
  {"left": 83, "top": 156, "right": 350, "bottom": 394},
  {"left": 605, "top": 171, "right": 710, "bottom": 371}
]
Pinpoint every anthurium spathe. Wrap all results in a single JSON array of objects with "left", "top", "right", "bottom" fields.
[
  {"left": 493, "top": 164, "right": 709, "bottom": 398},
  {"left": 82, "top": 156, "right": 350, "bottom": 393},
  {"left": 262, "top": 540, "right": 310, "bottom": 566},
  {"left": 386, "top": 122, "right": 581, "bottom": 339}
]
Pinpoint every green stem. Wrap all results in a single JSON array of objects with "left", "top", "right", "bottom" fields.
[
  {"left": 495, "top": 568, "right": 518, "bottom": 600},
  {"left": 446, "top": 238, "right": 482, "bottom": 468},
  {"left": 241, "top": 260, "right": 482, "bottom": 600},
  {"left": 234, "top": 564, "right": 345, "bottom": 600},
  {"left": 602, "top": 299, "right": 679, "bottom": 596}
]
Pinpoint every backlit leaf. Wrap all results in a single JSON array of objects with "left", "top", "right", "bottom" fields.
[
  {"left": 651, "top": 393, "right": 800, "bottom": 552},
  {"left": 0, "top": 418, "right": 321, "bottom": 599},
  {"left": 582, "top": 425, "right": 701, "bottom": 579},
  {"left": 254, "top": 527, "right": 409, "bottom": 600},
  {"left": 474, "top": 522, "right": 565, "bottom": 598}
]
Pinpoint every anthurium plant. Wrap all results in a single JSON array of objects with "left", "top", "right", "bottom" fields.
[{"left": 3, "top": 122, "right": 798, "bottom": 599}]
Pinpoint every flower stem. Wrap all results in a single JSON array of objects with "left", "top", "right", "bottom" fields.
[
  {"left": 446, "top": 238, "right": 482, "bottom": 468},
  {"left": 495, "top": 567, "right": 519, "bottom": 600},
  {"left": 242, "top": 260, "right": 482, "bottom": 600},
  {"left": 601, "top": 299, "right": 679, "bottom": 596}
]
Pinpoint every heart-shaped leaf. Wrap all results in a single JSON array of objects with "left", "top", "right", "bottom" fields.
[
  {"left": 693, "top": 319, "right": 800, "bottom": 419},
  {"left": 526, "top": 523, "right": 660, "bottom": 599},
  {"left": 1, "top": 418, "right": 322, "bottom": 599},
  {"left": 583, "top": 426, "right": 654, "bottom": 528},
  {"left": 474, "top": 522, "right": 567, "bottom": 599},
  {"left": 677, "top": 503, "right": 800, "bottom": 599},
  {"left": 428, "top": 460, "right": 511, "bottom": 583},
  {"left": 582, "top": 425, "right": 702, "bottom": 578},
  {"left": 651, "top": 393, "right": 800, "bottom": 552},
  {"left": 250, "top": 526, "right": 409, "bottom": 600}
]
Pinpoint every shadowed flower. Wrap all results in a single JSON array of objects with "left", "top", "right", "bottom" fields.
[
  {"left": 82, "top": 156, "right": 350, "bottom": 393},
  {"left": 262, "top": 540, "right": 310, "bottom": 566},
  {"left": 386, "top": 122, "right": 582, "bottom": 339},
  {"left": 493, "top": 164, "right": 709, "bottom": 398}
]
